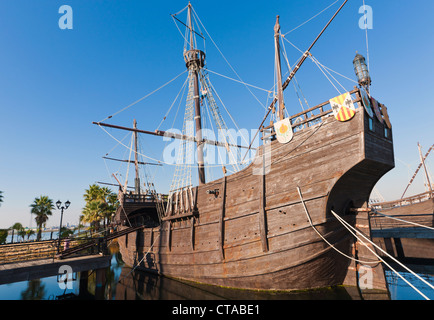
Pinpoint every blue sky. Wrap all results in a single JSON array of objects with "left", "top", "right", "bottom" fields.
[{"left": 0, "top": 0, "right": 433, "bottom": 228}]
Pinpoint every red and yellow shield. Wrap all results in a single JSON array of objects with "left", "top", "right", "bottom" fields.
[{"left": 329, "top": 92, "right": 356, "bottom": 122}]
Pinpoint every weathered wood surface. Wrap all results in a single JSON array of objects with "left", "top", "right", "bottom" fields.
[
  {"left": 373, "top": 194, "right": 434, "bottom": 216},
  {"left": 373, "top": 237, "right": 434, "bottom": 261},
  {"left": 371, "top": 213, "right": 434, "bottom": 230},
  {"left": 118, "top": 90, "right": 394, "bottom": 291}
]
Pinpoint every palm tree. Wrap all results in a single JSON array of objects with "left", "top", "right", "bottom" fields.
[
  {"left": 18, "top": 228, "right": 27, "bottom": 242},
  {"left": 30, "top": 196, "right": 54, "bottom": 241},
  {"left": 0, "top": 191, "right": 3, "bottom": 207},
  {"left": 82, "top": 185, "right": 119, "bottom": 232},
  {"left": 81, "top": 200, "right": 104, "bottom": 230},
  {"left": 11, "top": 222, "right": 23, "bottom": 243},
  {"left": 84, "top": 184, "right": 104, "bottom": 203},
  {"left": 25, "top": 229, "right": 35, "bottom": 241}
]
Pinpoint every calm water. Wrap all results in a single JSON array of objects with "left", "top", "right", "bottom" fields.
[
  {"left": 0, "top": 245, "right": 433, "bottom": 300},
  {"left": 5, "top": 229, "right": 80, "bottom": 243}
]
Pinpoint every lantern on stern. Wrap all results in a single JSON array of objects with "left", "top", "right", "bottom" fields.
[{"left": 353, "top": 52, "right": 371, "bottom": 92}]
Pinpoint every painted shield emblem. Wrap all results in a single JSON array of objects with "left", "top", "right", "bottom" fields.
[
  {"left": 379, "top": 103, "right": 392, "bottom": 129},
  {"left": 370, "top": 97, "right": 383, "bottom": 123},
  {"left": 360, "top": 89, "right": 374, "bottom": 118},
  {"left": 273, "top": 118, "right": 293, "bottom": 144},
  {"left": 329, "top": 92, "right": 356, "bottom": 122}
]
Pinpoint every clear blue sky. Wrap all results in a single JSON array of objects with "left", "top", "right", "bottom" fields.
[{"left": 0, "top": 0, "right": 433, "bottom": 228}]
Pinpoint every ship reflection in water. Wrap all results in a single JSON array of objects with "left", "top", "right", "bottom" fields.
[
  {"left": 115, "top": 265, "right": 356, "bottom": 300},
  {"left": 1, "top": 249, "right": 433, "bottom": 300},
  {"left": 111, "top": 247, "right": 433, "bottom": 300}
]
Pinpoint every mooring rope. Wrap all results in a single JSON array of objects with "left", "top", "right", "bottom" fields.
[
  {"left": 331, "top": 210, "right": 433, "bottom": 300},
  {"left": 297, "top": 187, "right": 380, "bottom": 264},
  {"left": 298, "top": 186, "right": 433, "bottom": 299}
]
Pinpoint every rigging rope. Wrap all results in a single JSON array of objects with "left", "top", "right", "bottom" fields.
[
  {"left": 362, "top": 0, "right": 370, "bottom": 72},
  {"left": 199, "top": 72, "right": 241, "bottom": 173},
  {"left": 280, "top": 33, "right": 310, "bottom": 112},
  {"left": 156, "top": 76, "right": 189, "bottom": 131},
  {"left": 169, "top": 69, "right": 195, "bottom": 193},
  {"left": 283, "top": 0, "right": 340, "bottom": 36},
  {"left": 281, "top": 35, "right": 357, "bottom": 88},
  {"left": 98, "top": 70, "right": 187, "bottom": 123},
  {"left": 98, "top": 124, "right": 246, "bottom": 168},
  {"left": 206, "top": 69, "right": 271, "bottom": 93},
  {"left": 190, "top": 6, "right": 267, "bottom": 111}
]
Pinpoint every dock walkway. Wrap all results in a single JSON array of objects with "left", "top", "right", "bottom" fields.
[{"left": 0, "top": 254, "right": 111, "bottom": 285}]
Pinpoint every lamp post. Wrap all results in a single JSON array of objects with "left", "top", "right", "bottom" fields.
[{"left": 56, "top": 200, "right": 70, "bottom": 253}]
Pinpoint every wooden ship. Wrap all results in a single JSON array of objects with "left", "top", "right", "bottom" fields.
[
  {"left": 95, "top": 2, "right": 395, "bottom": 292},
  {"left": 369, "top": 144, "right": 433, "bottom": 264},
  {"left": 371, "top": 143, "right": 433, "bottom": 218}
]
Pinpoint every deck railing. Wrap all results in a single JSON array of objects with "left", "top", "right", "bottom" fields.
[
  {"left": 371, "top": 191, "right": 433, "bottom": 211},
  {"left": 370, "top": 213, "right": 434, "bottom": 230},
  {"left": 261, "top": 87, "right": 362, "bottom": 139},
  {"left": 123, "top": 193, "right": 168, "bottom": 203}
]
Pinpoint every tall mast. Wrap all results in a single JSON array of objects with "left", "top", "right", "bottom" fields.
[
  {"left": 184, "top": 2, "right": 206, "bottom": 185},
  {"left": 133, "top": 119, "right": 141, "bottom": 194},
  {"left": 274, "top": 15, "right": 285, "bottom": 121},
  {"left": 418, "top": 142, "right": 433, "bottom": 197}
]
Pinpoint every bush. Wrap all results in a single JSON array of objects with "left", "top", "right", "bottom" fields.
[{"left": 0, "top": 229, "right": 8, "bottom": 244}]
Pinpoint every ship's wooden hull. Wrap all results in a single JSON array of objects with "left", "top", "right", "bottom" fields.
[{"left": 117, "top": 101, "right": 394, "bottom": 291}]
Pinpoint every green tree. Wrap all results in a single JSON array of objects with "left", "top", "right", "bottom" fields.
[
  {"left": 30, "top": 196, "right": 54, "bottom": 241},
  {"left": 60, "top": 226, "right": 74, "bottom": 239},
  {"left": 81, "top": 200, "right": 104, "bottom": 230},
  {"left": 82, "top": 184, "right": 119, "bottom": 232},
  {"left": 18, "top": 228, "right": 27, "bottom": 242},
  {"left": 11, "top": 222, "right": 24, "bottom": 243},
  {"left": 20, "top": 279, "right": 46, "bottom": 300},
  {"left": 25, "top": 229, "right": 35, "bottom": 241},
  {"left": 0, "top": 229, "right": 7, "bottom": 244}
]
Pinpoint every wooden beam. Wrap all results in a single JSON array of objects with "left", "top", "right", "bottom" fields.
[
  {"left": 166, "top": 221, "right": 172, "bottom": 252},
  {"left": 93, "top": 122, "right": 252, "bottom": 150},
  {"left": 103, "top": 156, "right": 162, "bottom": 166},
  {"left": 258, "top": 158, "right": 269, "bottom": 252},
  {"left": 219, "top": 176, "right": 227, "bottom": 260}
]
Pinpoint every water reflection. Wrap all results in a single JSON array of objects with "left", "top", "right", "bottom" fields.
[
  {"left": 114, "top": 266, "right": 356, "bottom": 300},
  {"left": 20, "top": 279, "right": 46, "bottom": 300},
  {"left": 1, "top": 242, "right": 433, "bottom": 300}
]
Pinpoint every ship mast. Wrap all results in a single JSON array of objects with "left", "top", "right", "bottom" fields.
[
  {"left": 418, "top": 142, "right": 433, "bottom": 197},
  {"left": 133, "top": 119, "right": 140, "bottom": 195},
  {"left": 274, "top": 15, "right": 285, "bottom": 121},
  {"left": 184, "top": 2, "right": 206, "bottom": 185}
]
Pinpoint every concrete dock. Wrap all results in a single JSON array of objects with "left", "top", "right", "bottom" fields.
[{"left": 0, "top": 254, "right": 111, "bottom": 285}]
